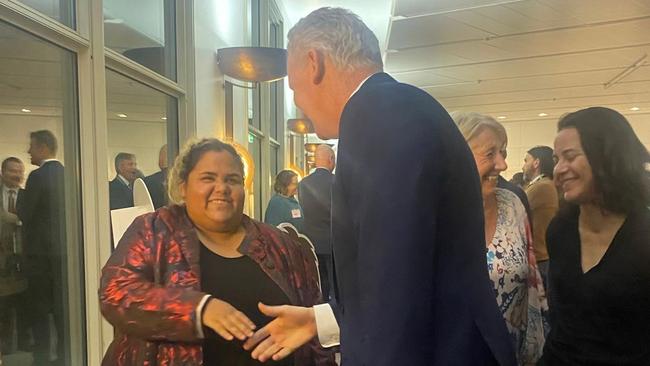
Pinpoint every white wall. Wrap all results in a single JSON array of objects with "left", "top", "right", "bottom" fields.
[
  {"left": 0, "top": 114, "right": 64, "bottom": 181},
  {"left": 502, "top": 112, "right": 650, "bottom": 179}
]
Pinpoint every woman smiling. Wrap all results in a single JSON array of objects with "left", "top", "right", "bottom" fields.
[
  {"left": 99, "top": 138, "right": 334, "bottom": 366},
  {"left": 452, "top": 112, "right": 546, "bottom": 365}
]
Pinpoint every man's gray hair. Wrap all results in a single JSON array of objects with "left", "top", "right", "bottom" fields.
[{"left": 288, "top": 7, "right": 383, "bottom": 71}]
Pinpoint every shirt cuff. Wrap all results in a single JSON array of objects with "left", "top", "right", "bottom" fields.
[
  {"left": 313, "top": 303, "right": 340, "bottom": 348},
  {"left": 195, "top": 294, "right": 212, "bottom": 339}
]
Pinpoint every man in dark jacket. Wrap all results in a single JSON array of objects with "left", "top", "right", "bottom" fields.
[
  {"left": 298, "top": 144, "right": 335, "bottom": 300},
  {"left": 18, "top": 130, "right": 65, "bottom": 365},
  {"left": 109, "top": 152, "right": 137, "bottom": 210},
  {"left": 245, "top": 7, "right": 515, "bottom": 366},
  {"left": 144, "top": 144, "right": 169, "bottom": 209}
]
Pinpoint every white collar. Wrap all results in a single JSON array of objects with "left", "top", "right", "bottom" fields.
[
  {"left": 346, "top": 73, "right": 377, "bottom": 103},
  {"left": 40, "top": 158, "right": 58, "bottom": 165},
  {"left": 528, "top": 174, "right": 545, "bottom": 185},
  {"left": 117, "top": 174, "right": 131, "bottom": 186}
]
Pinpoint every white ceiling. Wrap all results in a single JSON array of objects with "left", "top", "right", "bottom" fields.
[
  {"left": 384, "top": 0, "right": 650, "bottom": 122},
  {"left": 280, "top": 0, "right": 650, "bottom": 123}
]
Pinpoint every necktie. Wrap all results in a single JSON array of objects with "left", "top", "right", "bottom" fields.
[{"left": 7, "top": 189, "right": 16, "bottom": 214}]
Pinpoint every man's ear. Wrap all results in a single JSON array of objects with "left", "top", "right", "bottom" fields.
[{"left": 307, "top": 49, "right": 325, "bottom": 84}]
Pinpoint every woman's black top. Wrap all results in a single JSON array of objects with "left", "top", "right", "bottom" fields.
[
  {"left": 200, "top": 242, "right": 294, "bottom": 366},
  {"left": 542, "top": 205, "right": 650, "bottom": 365}
]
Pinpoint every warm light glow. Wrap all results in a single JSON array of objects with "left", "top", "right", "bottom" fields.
[
  {"left": 304, "top": 143, "right": 319, "bottom": 153},
  {"left": 223, "top": 139, "right": 254, "bottom": 191},
  {"left": 161, "top": 117, "right": 167, "bottom": 120},
  {"left": 631, "top": 107, "right": 640, "bottom": 111},
  {"left": 288, "top": 164, "right": 305, "bottom": 180},
  {"left": 287, "top": 118, "right": 314, "bottom": 134},
  {"left": 21, "top": 108, "right": 31, "bottom": 113},
  {"left": 538, "top": 112, "right": 548, "bottom": 117},
  {"left": 497, "top": 116, "right": 506, "bottom": 120},
  {"left": 117, "top": 113, "right": 128, "bottom": 118}
]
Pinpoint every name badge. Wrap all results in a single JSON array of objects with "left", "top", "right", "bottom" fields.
[{"left": 291, "top": 209, "right": 302, "bottom": 218}]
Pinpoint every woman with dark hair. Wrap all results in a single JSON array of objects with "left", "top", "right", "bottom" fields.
[
  {"left": 542, "top": 107, "right": 650, "bottom": 365},
  {"left": 264, "top": 170, "right": 304, "bottom": 232},
  {"left": 99, "top": 138, "right": 334, "bottom": 366}
]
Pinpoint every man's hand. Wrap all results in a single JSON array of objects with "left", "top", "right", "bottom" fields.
[
  {"left": 202, "top": 298, "right": 256, "bottom": 341},
  {"left": 243, "top": 302, "right": 317, "bottom": 362}
]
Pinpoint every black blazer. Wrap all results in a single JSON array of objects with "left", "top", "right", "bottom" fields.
[
  {"left": 109, "top": 176, "right": 134, "bottom": 210},
  {"left": 331, "top": 73, "right": 516, "bottom": 366},
  {"left": 144, "top": 169, "right": 168, "bottom": 209},
  {"left": 298, "top": 168, "right": 333, "bottom": 255},
  {"left": 16, "top": 160, "right": 65, "bottom": 273}
]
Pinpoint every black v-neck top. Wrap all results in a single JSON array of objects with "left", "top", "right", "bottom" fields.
[
  {"left": 200, "top": 242, "right": 294, "bottom": 366},
  {"left": 542, "top": 205, "right": 650, "bottom": 365}
]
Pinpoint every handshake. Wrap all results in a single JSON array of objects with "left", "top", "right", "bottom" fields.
[{"left": 202, "top": 298, "right": 318, "bottom": 362}]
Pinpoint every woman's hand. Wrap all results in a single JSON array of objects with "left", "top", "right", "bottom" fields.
[{"left": 202, "top": 298, "right": 256, "bottom": 341}]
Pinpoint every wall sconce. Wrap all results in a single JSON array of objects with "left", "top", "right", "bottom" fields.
[
  {"left": 287, "top": 118, "right": 314, "bottom": 134},
  {"left": 304, "top": 142, "right": 334, "bottom": 153},
  {"left": 217, "top": 47, "right": 287, "bottom": 87}
]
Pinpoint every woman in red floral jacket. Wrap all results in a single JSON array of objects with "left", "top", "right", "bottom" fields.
[{"left": 99, "top": 138, "right": 334, "bottom": 366}]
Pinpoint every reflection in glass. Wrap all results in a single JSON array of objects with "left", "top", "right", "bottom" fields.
[
  {"left": 17, "top": 0, "right": 75, "bottom": 28},
  {"left": 0, "top": 21, "right": 83, "bottom": 365},
  {"left": 103, "top": 0, "right": 177, "bottom": 80},
  {"left": 105, "top": 69, "right": 178, "bottom": 212}
]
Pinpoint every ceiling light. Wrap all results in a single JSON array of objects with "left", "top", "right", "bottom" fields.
[
  {"left": 538, "top": 112, "right": 548, "bottom": 117},
  {"left": 497, "top": 116, "right": 506, "bottom": 120},
  {"left": 161, "top": 117, "right": 167, "bottom": 120},
  {"left": 117, "top": 113, "right": 127, "bottom": 118},
  {"left": 630, "top": 107, "right": 640, "bottom": 111},
  {"left": 21, "top": 108, "right": 31, "bottom": 113}
]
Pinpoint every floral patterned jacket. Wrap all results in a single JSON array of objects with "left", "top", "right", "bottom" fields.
[{"left": 99, "top": 204, "right": 335, "bottom": 365}]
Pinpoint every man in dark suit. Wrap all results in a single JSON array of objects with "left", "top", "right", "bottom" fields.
[
  {"left": 0, "top": 157, "right": 25, "bottom": 251},
  {"left": 17, "top": 130, "right": 65, "bottom": 365},
  {"left": 0, "top": 157, "right": 26, "bottom": 354},
  {"left": 298, "top": 144, "right": 335, "bottom": 300},
  {"left": 144, "top": 144, "right": 168, "bottom": 209},
  {"left": 245, "top": 7, "right": 515, "bottom": 366},
  {"left": 109, "top": 152, "right": 137, "bottom": 210}
]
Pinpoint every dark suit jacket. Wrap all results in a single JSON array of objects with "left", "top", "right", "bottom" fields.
[
  {"left": 16, "top": 160, "right": 65, "bottom": 275},
  {"left": 298, "top": 168, "right": 333, "bottom": 255},
  {"left": 109, "top": 176, "right": 134, "bottom": 210},
  {"left": 144, "top": 169, "right": 168, "bottom": 209},
  {"left": 331, "top": 73, "right": 516, "bottom": 366}
]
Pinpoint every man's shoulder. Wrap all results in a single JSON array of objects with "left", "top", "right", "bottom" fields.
[{"left": 145, "top": 170, "right": 164, "bottom": 182}]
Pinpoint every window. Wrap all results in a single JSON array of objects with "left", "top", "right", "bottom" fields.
[
  {"left": 0, "top": 21, "right": 84, "bottom": 365},
  {"left": 105, "top": 69, "right": 178, "bottom": 211},
  {"left": 103, "top": 0, "right": 177, "bottom": 80},
  {"left": 244, "top": 0, "right": 285, "bottom": 220},
  {"left": 16, "top": 0, "right": 75, "bottom": 28}
]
